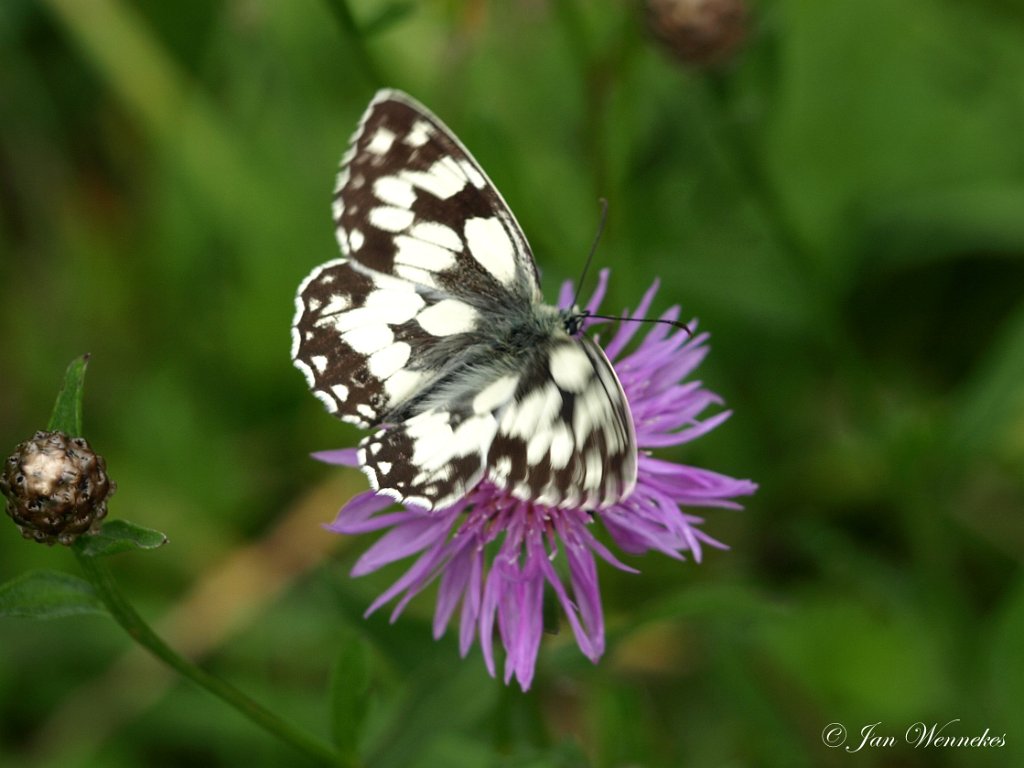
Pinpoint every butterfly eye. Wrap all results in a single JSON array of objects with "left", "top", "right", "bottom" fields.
[{"left": 563, "top": 310, "right": 588, "bottom": 337}]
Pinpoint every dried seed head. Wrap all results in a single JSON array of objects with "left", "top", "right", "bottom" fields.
[
  {"left": 647, "top": 0, "right": 748, "bottom": 68},
  {"left": 1, "top": 431, "right": 114, "bottom": 546}
]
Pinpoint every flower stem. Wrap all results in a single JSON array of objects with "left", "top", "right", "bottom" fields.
[
  {"left": 699, "top": 73, "right": 832, "bottom": 314},
  {"left": 74, "top": 549, "right": 346, "bottom": 767},
  {"left": 321, "top": 0, "right": 386, "bottom": 89}
]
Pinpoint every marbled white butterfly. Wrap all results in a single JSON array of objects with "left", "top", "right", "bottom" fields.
[{"left": 291, "top": 90, "right": 637, "bottom": 512}]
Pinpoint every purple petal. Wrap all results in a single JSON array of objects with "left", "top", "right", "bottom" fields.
[
  {"left": 583, "top": 268, "right": 611, "bottom": 317},
  {"left": 312, "top": 448, "right": 360, "bottom": 466},
  {"left": 681, "top": 523, "right": 730, "bottom": 563},
  {"left": 575, "top": 518, "right": 639, "bottom": 573},
  {"left": 330, "top": 510, "right": 421, "bottom": 535},
  {"left": 458, "top": 551, "right": 484, "bottom": 656},
  {"left": 433, "top": 534, "right": 477, "bottom": 638},
  {"left": 497, "top": 551, "right": 544, "bottom": 690},
  {"left": 639, "top": 458, "right": 759, "bottom": 503},
  {"left": 564, "top": 547, "right": 604, "bottom": 660},
  {"left": 351, "top": 514, "right": 453, "bottom": 576},
  {"left": 325, "top": 491, "right": 392, "bottom": 533},
  {"left": 478, "top": 564, "right": 502, "bottom": 678},
  {"left": 557, "top": 279, "right": 574, "bottom": 309},
  {"left": 541, "top": 521, "right": 605, "bottom": 661},
  {"left": 364, "top": 543, "right": 443, "bottom": 619},
  {"left": 603, "top": 279, "right": 661, "bottom": 360},
  {"left": 638, "top": 410, "right": 733, "bottom": 447}
]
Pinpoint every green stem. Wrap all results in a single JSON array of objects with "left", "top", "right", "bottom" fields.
[
  {"left": 74, "top": 550, "right": 346, "bottom": 767},
  {"left": 321, "top": 0, "right": 386, "bottom": 90},
  {"left": 551, "top": 0, "right": 610, "bottom": 201},
  {"left": 699, "top": 73, "right": 833, "bottom": 318}
]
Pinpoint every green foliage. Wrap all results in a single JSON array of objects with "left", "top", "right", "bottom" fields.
[
  {"left": 73, "top": 519, "right": 169, "bottom": 558},
  {"left": 0, "top": 570, "right": 107, "bottom": 619},
  {"left": 47, "top": 355, "right": 89, "bottom": 436},
  {"left": 1, "top": 0, "right": 1022, "bottom": 766},
  {"left": 328, "top": 631, "right": 372, "bottom": 761}
]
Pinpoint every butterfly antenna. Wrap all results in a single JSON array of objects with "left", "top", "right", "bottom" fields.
[
  {"left": 582, "top": 310, "right": 694, "bottom": 337},
  {"left": 571, "top": 199, "right": 694, "bottom": 338},
  {"left": 571, "top": 198, "right": 609, "bottom": 310}
]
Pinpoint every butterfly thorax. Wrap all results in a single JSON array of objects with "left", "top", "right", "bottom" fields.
[{"left": 386, "top": 302, "right": 571, "bottom": 424}]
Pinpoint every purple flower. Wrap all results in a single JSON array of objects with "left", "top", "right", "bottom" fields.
[{"left": 317, "top": 271, "right": 757, "bottom": 690}]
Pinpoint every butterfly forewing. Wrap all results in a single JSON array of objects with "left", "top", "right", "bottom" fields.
[
  {"left": 333, "top": 89, "right": 542, "bottom": 306},
  {"left": 295, "top": 90, "right": 534, "bottom": 428},
  {"left": 292, "top": 89, "right": 638, "bottom": 511}
]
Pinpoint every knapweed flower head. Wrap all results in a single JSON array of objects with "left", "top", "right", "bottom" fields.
[
  {"left": 318, "top": 271, "right": 756, "bottom": 690},
  {"left": 1, "top": 430, "right": 114, "bottom": 545},
  {"left": 646, "top": 0, "right": 749, "bottom": 68}
]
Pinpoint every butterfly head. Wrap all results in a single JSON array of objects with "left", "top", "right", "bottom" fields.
[
  {"left": 566, "top": 306, "right": 696, "bottom": 339},
  {"left": 560, "top": 307, "right": 590, "bottom": 338}
]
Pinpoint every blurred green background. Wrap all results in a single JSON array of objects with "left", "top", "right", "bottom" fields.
[{"left": 2, "top": 0, "right": 1023, "bottom": 766}]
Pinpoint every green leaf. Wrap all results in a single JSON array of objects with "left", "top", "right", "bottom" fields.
[
  {"left": 863, "top": 184, "right": 1024, "bottom": 269},
  {"left": 988, "top": 579, "right": 1024, "bottom": 765},
  {"left": 47, "top": 354, "right": 89, "bottom": 436},
  {"left": 767, "top": 0, "right": 1024, "bottom": 265},
  {"left": 755, "top": 597, "right": 950, "bottom": 724},
  {"left": 367, "top": 658, "right": 498, "bottom": 768},
  {"left": 74, "top": 519, "right": 169, "bottom": 558},
  {"left": 634, "top": 582, "right": 776, "bottom": 626},
  {"left": 0, "top": 569, "right": 107, "bottom": 619},
  {"left": 362, "top": 1, "right": 415, "bottom": 37},
  {"left": 328, "top": 631, "right": 372, "bottom": 760},
  {"left": 953, "top": 300, "right": 1024, "bottom": 452}
]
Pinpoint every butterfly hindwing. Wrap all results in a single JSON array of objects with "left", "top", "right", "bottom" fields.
[
  {"left": 487, "top": 336, "right": 637, "bottom": 509},
  {"left": 355, "top": 333, "right": 637, "bottom": 512},
  {"left": 357, "top": 371, "right": 520, "bottom": 511},
  {"left": 291, "top": 257, "right": 480, "bottom": 427}
]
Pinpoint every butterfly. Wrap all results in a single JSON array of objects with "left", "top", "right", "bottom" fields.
[{"left": 291, "top": 90, "right": 637, "bottom": 512}]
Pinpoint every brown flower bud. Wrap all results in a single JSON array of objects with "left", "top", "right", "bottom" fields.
[
  {"left": 646, "top": 0, "right": 748, "bottom": 68},
  {"left": 1, "top": 431, "right": 114, "bottom": 545}
]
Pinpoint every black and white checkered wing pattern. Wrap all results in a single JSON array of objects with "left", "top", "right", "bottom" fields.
[
  {"left": 292, "top": 89, "right": 638, "bottom": 512},
  {"left": 334, "top": 89, "right": 542, "bottom": 307},
  {"left": 293, "top": 90, "right": 540, "bottom": 428},
  {"left": 488, "top": 336, "right": 637, "bottom": 509},
  {"left": 356, "top": 333, "right": 637, "bottom": 512},
  {"left": 292, "top": 257, "right": 467, "bottom": 428}
]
